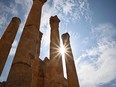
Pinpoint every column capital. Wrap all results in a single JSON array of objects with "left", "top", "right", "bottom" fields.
[
  {"left": 12, "top": 17, "right": 21, "bottom": 25},
  {"left": 62, "top": 32, "right": 70, "bottom": 43},
  {"left": 50, "top": 15, "right": 60, "bottom": 24},
  {"left": 33, "top": 0, "right": 47, "bottom": 5}
]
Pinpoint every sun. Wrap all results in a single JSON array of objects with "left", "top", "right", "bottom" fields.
[
  {"left": 51, "top": 40, "right": 68, "bottom": 59},
  {"left": 59, "top": 43, "right": 66, "bottom": 56}
]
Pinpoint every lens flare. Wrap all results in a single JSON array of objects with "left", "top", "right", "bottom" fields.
[{"left": 59, "top": 44, "right": 66, "bottom": 55}]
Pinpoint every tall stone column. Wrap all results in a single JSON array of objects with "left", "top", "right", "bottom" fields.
[
  {"left": 0, "top": 17, "right": 21, "bottom": 76},
  {"left": 62, "top": 33, "right": 80, "bottom": 87},
  {"left": 13, "top": 0, "right": 46, "bottom": 65},
  {"left": 49, "top": 16, "right": 64, "bottom": 87},
  {"left": 6, "top": 0, "right": 46, "bottom": 87},
  {"left": 50, "top": 16, "right": 60, "bottom": 60}
]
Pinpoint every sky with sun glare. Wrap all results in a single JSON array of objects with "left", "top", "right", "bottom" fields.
[{"left": 0, "top": 0, "right": 116, "bottom": 87}]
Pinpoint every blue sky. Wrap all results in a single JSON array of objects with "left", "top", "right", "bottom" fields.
[{"left": 0, "top": 0, "right": 116, "bottom": 87}]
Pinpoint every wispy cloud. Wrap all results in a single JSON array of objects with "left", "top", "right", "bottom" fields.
[
  {"left": 0, "top": 14, "right": 7, "bottom": 37},
  {"left": 40, "top": 0, "right": 91, "bottom": 53},
  {"left": 92, "top": 23, "right": 116, "bottom": 42},
  {"left": 41, "top": 0, "right": 91, "bottom": 27},
  {"left": 78, "top": 0, "right": 91, "bottom": 21},
  {"left": 76, "top": 23, "right": 116, "bottom": 87}
]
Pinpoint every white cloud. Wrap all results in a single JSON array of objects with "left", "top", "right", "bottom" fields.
[
  {"left": 77, "top": 40, "right": 116, "bottom": 86},
  {"left": 41, "top": 26, "right": 50, "bottom": 47},
  {"left": 0, "top": 0, "right": 32, "bottom": 33},
  {"left": 93, "top": 23, "right": 116, "bottom": 42},
  {"left": 52, "top": 0, "right": 91, "bottom": 22},
  {"left": 78, "top": 0, "right": 91, "bottom": 21},
  {"left": 76, "top": 23, "right": 116, "bottom": 87},
  {"left": 0, "top": 1, "right": 19, "bottom": 16},
  {"left": 62, "top": 0, "right": 75, "bottom": 15},
  {"left": 0, "top": 15, "right": 7, "bottom": 37},
  {"left": 0, "top": 15, "right": 6, "bottom": 26}
]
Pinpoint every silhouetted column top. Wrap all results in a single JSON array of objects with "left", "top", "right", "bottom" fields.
[
  {"left": 50, "top": 16, "right": 60, "bottom": 29},
  {"left": 50, "top": 15, "right": 60, "bottom": 44},
  {"left": 2, "top": 17, "right": 21, "bottom": 34},
  {"left": 50, "top": 15, "right": 60, "bottom": 23},
  {"left": 62, "top": 32, "right": 70, "bottom": 43},
  {"left": 1, "top": 17, "right": 21, "bottom": 44},
  {"left": 11, "top": 17, "right": 21, "bottom": 25}
]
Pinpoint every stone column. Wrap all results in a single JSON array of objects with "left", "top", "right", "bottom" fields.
[
  {"left": 62, "top": 33, "right": 80, "bottom": 87},
  {"left": 50, "top": 16, "right": 61, "bottom": 60},
  {"left": 6, "top": 0, "right": 46, "bottom": 87},
  {"left": 49, "top": 16, "right": 64, "bottom": 87},
  {"left": 0, "top": 17, "right": 21, "bottom": 76},
  {"left": 13, "top": 0, "right": 46, "bottom": 65}
]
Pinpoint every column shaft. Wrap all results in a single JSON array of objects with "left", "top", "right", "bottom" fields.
[
  {"left": 62, "top": 33, "right": 80, "bottom": 87},
  {"left": 49, "top": 16, "right": 64, "bottom": 87},
  {"left": 13, "top": 0, "right": 46, "bottom": 65},
  {"left": 0, "top": 17, "right": 21, "bottom": 76},
  {"left": 6, "top": 0, "right": 46, "bottom": 87}
]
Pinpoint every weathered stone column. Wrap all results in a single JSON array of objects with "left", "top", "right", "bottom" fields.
[
  {"left": 6, "top": 0, "right": 46, "bottom": 87},
  {"left": 62, "top": 33, "right": 80, "bottom": 87},
  {"left": 13, "top": 0, "right": 46, "bottom": 65},
  {"left": 0, "top": 17, "right": 21, "bottom": 76},
  {"left": 50, "top": 16, "right": 61, "bottom": 60},
  {"left": 49, "top": 16, "right": 64, "bottom": 87}
]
